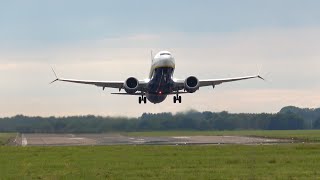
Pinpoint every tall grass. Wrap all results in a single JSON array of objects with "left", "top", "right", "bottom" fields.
[
  {"left": 0, "top": 133, "right": 16, "bottom": 145},
  {"left": 0, "top": 144, "right": 319, "bottom": 179}
]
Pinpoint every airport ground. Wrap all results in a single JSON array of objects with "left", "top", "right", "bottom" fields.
[
  {"left": 0, "top": 133, "right": 15, "bottom": 145},
  {"left": 1, "top": 130, "right": 320, "bottom": 179}
]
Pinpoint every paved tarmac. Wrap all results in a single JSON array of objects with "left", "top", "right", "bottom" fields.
[{"left": 15, "top": 133, "right": 290, "bottom": 146}]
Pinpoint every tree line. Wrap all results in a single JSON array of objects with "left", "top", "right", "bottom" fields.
[{"left": 0, "top": 106, "right": 320, "bottom": 133}]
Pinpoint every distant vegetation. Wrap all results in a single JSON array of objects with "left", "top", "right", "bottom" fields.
[
  {"left": 279, "top": 106, "right": 320, "bottom": 128},
  {"left": 0, "top": 106, "right": 320, "bottom": 133}
]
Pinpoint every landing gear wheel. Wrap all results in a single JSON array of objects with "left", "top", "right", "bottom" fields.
[
  {"left": 139, "top": 96, "right": 147, "bottom": 104},
  {"left": 173, "top": 96, "right": 181, "bottom": 103}
]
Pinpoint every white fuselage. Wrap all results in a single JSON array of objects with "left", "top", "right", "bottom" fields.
[
  {"left": 146, "top": 51, "right": 176, "bottom": 103},
  {"left": 149, "top": 51, "right": 175, "bottom": 78}
]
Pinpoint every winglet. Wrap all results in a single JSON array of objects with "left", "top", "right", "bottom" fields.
[
  {"left": 256, "top": 65, "right": 266, "bottom": 81},
  {"left": 50, "top": 67, "right": 60, "bottom": 84},
  {"left": 257, "top": 75, "right": 265, "bottom": 81}
]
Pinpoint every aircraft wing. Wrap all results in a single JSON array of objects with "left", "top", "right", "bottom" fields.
[
  {"left": 174, "top": 75, "right": 264, "bottom": 89},
  {"left": 198, "top": 75, "right": 264, "bottom": 87},
  {"left": 52, "top": 78, "right": 124, "bottom": 88},
  {"left": 50, "top": 68, "right": 147, "bottom": 90}
]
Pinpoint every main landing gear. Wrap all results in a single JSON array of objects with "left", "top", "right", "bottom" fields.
[
  {"left": 173, "top": 94, "right": 182, "bottom": 103},
  {"left": 139, "top": 95, "right": 147, "bottom": 104}
]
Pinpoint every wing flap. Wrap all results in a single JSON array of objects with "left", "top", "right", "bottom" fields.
[
  {"left": 58, "top": 78, "right": 124, "bottom": 88},
  {"left": 50, "top": 68, "right": 147, "bottom": 90},
  {"left": 173, "top": 75, "right": 264, "bottom": 89},
  {"left": 199, "top": 75, "right": 264, "bottom": 87}
]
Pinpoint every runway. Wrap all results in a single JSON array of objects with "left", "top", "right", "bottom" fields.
[{"left": 15, "top": 133, "right": 290, "bottom": 146}]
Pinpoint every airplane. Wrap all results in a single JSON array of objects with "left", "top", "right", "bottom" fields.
[{"left": 51, "top": 50, "right": 264, "bottom": 104}]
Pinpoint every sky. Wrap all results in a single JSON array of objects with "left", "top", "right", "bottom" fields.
[{"left": 0, "top": 0, "right": 320, "bottom": 117}]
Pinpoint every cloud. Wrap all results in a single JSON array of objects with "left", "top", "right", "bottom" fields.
[{"left": 0, "top": 63, "right": 18, "bottom": 70}]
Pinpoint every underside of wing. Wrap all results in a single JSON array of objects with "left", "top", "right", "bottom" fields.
[
  {"left": 50, "top": 68, "right": 147, "bottom": 90},
  {"left": 53, "top": 78, "right": 149, "bottom": 91},
  {"left": 199, "top": 75, "right": 264, "bottom": 87},
  {"left": 111, "top": 92, "right": 144, "bottom": 95},
  {"left": 173, "top": 75, "right": 264, "bottom": 90},
  {"left": 57, "top": 78, "right": 124, "bottom": 88}
]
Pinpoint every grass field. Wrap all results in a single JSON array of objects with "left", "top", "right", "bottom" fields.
[
  {"left": 124, "top": 130, "right": 320, "bottom": 142},
  {"left": 0, "top": 133, "right": 16, "bottom": 145},
  {"left": 0, "top": 144, "right": 320, "bottom": 179}
]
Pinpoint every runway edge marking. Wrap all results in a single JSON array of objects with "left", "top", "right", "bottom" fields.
[{"left": 21, "top": 134, "right": 28, "bottom": 147}]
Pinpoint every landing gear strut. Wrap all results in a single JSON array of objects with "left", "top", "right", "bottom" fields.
[
  {"left": 173, "top": 93, "right": 182, "bottom": 103},
  {"left": 139, "top": 95, "right": 147, "bottom": 104}
]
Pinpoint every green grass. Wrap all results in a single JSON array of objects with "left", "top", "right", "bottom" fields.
[
  {"left": 124, "top": 130, "right": 320, "bottom": 142},
  {"left": 0, "top": 144, "right": 320, "bottom": 179},
  {"left": 0, "top": 133, "right": 16, "bottom": 145}
]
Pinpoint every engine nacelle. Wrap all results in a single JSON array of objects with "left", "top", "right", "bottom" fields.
[
  {"left": 124, "top": 77, "right": 139, "bottom": 94},
  {"left": 184, "top": 76, "right": 199, "bottom": 93}
]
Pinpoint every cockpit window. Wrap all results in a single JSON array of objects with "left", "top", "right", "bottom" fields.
[{"left": 160, "top": 53, "right": 171, "bottom": 56}]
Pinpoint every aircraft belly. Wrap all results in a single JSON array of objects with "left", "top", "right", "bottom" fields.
[
  {"left": 146, "top": 94, "right": 167, "bottom": 104},
  {"left": 146, "top": 67, "right": 174, "bottom": 103}
]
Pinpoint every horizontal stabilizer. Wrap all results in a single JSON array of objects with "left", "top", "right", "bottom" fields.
[
  {"left": 111, "top": 92, "right": 144, "bottom": 96},
  {"left": 111, "top": 92, "right": 190, "bottom": 95}
]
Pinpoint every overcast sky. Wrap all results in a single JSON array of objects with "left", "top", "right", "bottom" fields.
[{"left": 0, "top": 0, "right": 320, "bottom": 117}]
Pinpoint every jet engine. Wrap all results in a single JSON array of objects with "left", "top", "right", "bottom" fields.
[
  {"left": 184, "top": 76, "right": 199, "bottom": 93},
  {"left": 124, "top": 77, "right": 139, "bottom": 94}
]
